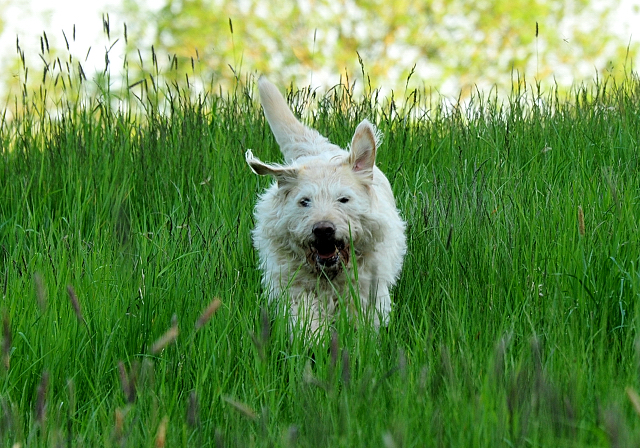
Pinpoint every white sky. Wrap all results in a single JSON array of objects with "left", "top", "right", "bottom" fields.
[
  {"left": 0, "top": 0, "right": 127, "bottom": 98},
  {"left": 0, "top": 0, "right": 639, "bottom": 97}
]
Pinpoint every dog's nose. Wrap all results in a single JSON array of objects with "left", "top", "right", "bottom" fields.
[{"left": 312, "top": 221, "right": 336, "bottom": 239}]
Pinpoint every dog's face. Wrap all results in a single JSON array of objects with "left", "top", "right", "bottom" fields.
[
  {"left": 282, "top": 161, "right": 372, "bottom": 275},
  {"left": 247, "top": 120, "right": 379, "bottom": 277}
]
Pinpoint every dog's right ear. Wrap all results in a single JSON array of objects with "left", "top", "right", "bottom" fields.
[
  {"left": 245, "top": 150, "right": 298, "bottom": 187},
  {"left": 258, "top": 76, "right": 329, "bottom": 162}
]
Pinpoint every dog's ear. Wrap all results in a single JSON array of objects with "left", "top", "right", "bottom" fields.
[
  {"left": 258, "top": 76, "right": 307, "bottom": 147},
  {"left": 348, "top": 120, "right": 378, "bottom": 179},
  {"left": 258, "top": 76, "right": 329, "bottom": 162},
  {"left": 245, "top": 150, "right": 298, "bottom": 187}
]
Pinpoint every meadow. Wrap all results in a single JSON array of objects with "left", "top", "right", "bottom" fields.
[{"left": 1, "top": 39, "right": 640, "bottom": 446}]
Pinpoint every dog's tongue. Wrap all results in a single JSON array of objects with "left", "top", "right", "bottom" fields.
[
  {"left": 316, "top": 242, "right": 337, "bottom": 258},
  {"left": 317, "top": 247, "right": 337, "bottom": 259},
  {"left": 318, "top": 252, "right": 337, "bottom": 260}
]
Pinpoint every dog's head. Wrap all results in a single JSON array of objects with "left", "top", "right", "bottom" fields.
[{"left": 246, "top": 77, "right": 381, "bottom": 276}]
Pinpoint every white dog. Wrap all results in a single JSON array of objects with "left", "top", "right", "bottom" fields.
[{"left": 246, "top": 76, "right": 406, "bottom": 338}]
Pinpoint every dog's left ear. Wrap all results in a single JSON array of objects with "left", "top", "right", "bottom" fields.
[
  {"left": 246, "top": 150, "right": 298, "bottom": 187},
  {"left": 348, "top": 120, "right": 378, "bottom": 179}
]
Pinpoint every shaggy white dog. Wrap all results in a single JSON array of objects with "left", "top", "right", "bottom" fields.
[{"left": 246, "top": 76, "right": 406, "bottom": 338}]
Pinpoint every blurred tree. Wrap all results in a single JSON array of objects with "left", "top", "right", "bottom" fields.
[{"left": 121, "top": 0, "right": 636, "bottom": 95}]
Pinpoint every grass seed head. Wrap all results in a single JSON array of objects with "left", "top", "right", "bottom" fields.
[
  {"left": 187, "top": 391, "right": 199, "bottom": 428},
  {"left": 222, "top": 396, "right": 257, "bottom": 421},
  {"left": 382, "top": 431, "right": 399, "bottom": 448},
  {"left": 113, "top": 408, "right": 125, "bottom": 444},
  {"left": 214, "top": 429, "right": 224, "bottom": 448},
  {"left": 0, "top": 399, "right": 13, "bottom": 436},
  {"left": 2, "top": 313, "right": 10, "bottom": 370},
  {"left": 35, "top": 371, "right": 49, "bottom": 425},
  {"left": 66, "top": 285, "right": 84, "bottom": 323},
  {"left": 151, "top": 325, "right": 179, "bottom": 355},
  {"left": 625, "top": 387, "right": 640, "bottom": 419},
  {"left": 284, "top": 424, "right": 299, "bottom": 447},
  {"left": 155, "top": 415, "right": 169, "bottom": 448},
  {"left": 118, "top": 360, "right": 136, "bottom": 403},
  {"left": 577, "top": 205, "right": 585, "bottom": 237},
  {"left": 602, "top": 405, "right": 629, "bottom": 448},
  {"left": 33, "top": 273, "right": 47, "bottom": 310},
  {"left": 195, "top": 298, "right": 221, "bottom": 330}
]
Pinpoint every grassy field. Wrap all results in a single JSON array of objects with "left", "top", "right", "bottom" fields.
[{"left": 1, "top": 43, "right": 640, "bottom": 446}]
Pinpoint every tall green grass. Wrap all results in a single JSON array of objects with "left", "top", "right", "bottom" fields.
[{"left": 1, "top": 31, "right": 640, "bottom": 446}]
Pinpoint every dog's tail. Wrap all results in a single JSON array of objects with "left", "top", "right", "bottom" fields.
[{"left": 258, "top": 76, "right": 331, "bottom": 162}]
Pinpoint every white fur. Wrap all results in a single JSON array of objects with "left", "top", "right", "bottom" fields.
[{"left": 246, "top": 76, "right": 406, "bottom": 339}]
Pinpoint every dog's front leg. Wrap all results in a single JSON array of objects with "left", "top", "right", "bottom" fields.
[
  {"left": 372, "top": 283, "right": 392, "bottom": 329},
  {"left": 289, "top": 292, "right": 327, "bottom": 341}
]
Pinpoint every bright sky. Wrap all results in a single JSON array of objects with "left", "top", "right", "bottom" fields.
[
  {"left": 0, "top": 0, "right": 127, "bottom": 98},
  {"left": 1, "top": 0, "right": 123, "bottom": 64},
  {"left": 0, "top": 0, "right": 639, "bottom": 97}
]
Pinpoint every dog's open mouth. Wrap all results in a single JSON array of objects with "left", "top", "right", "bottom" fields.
[
  {"left": 308, "top": 239, "right": 350, "bottom": 271},
  {"left": 307, "top": 221, "right": 350, "bottom": 274}
]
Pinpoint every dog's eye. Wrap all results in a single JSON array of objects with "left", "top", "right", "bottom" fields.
[
  {"left": 299, "top": 198, "right": 311, "bottom": 207},
  {"left": 338, "top": 197, "right": 350, "bottom": 204}
]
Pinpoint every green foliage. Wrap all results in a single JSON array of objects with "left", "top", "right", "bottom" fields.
[
  {"left": 120, "top": 0, "right": 637, "bottom": 95},
  {"left": 1, "top": 43, "right": 640, "bottom": 446}
]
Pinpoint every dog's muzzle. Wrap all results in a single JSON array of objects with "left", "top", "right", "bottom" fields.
[{"left": 308, "top": 221, "right": 349, "bottom": 274}]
